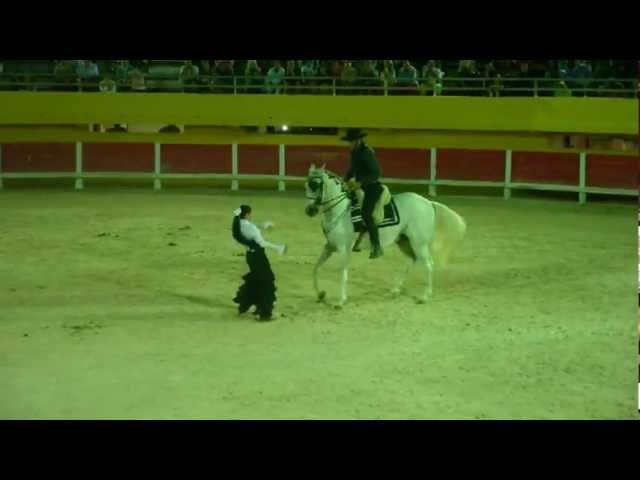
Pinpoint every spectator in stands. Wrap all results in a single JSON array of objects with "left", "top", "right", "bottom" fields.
[
  {"left": 130, "top": 68, "right": 146, "bottom": 92},
  {"left": 482, "top": 60, "right": 496, "bottom": 78},
  {"left": 591, "top": 60, "right": 617, "bottom": 96},
  {"left": 75, "top": 60, "right": 99, "bottom": 91},
  {"left": 99, "top": 73, "right": 117, "bottom": 93},
  {"left": 379, "top": 60, "right": 396, "bottom": 94},
  {"left": 528, "top": 60, "right": 547, "bottom": 78},
  {"left": 483, "top": 61, "right": 503, "bottom": 97},
  {"left": 557, "top": 60, "right": 569, "bottom": 74},
  {"left": 213, "top": 60, "right": 235, "bottom": 93},
  {"left": 315, "top": 60, "right": 333, "bottom": 94},
  {"left": 266, "top": 60, "right": 285, "bottom": 94},
  {"left": 299, "top": 60, "right": 320, "bottom": 94},
  {"left": 420, "top": 60, "right": 444, "bottom": 96},
  {"left": 300, "top": 60, "right": 317, "bottom": 78},
  {"left": 553, "top": 80, "right": 572, "bottom": 97},
  {"left": 214, "top": 60, "right": 235, "bottom": 77},
  {"left": 458, "top": 60, "right": 479, "bottom": 78},
  {"left": 244, "top": 60, "right": 264, "bottom": 93},
  {"left": 77, "top": 60, "right": 99, "bottom": 80},
  {"left": 331, "top": 60, "right": 345, "bottom": 79},
  {"left": 613, "top": 60, "right": 635, "bottom": 79},
  {"left": 567, "top": 60, "right": 593, "bottom": 96},
  {"left": 397, "top": 60, "right": 418, "bottom": 94},
  {"left": 340, "top": 60, "right": 358, "bottom": 95},
  {"left": 114, "top": 60, "right": 131, "bottom": 81},
  {"left": 300, "top": 60, "right": 318, "bottom": 93},
  {"left": 285, "top": 60, "right": 298, "bottom": 76},
  {"left": 53, "top": 60, "right": 77, "bottom": 90},
  {"left": 179, "top": 60, "right": 200, "bottom": 92},
  {"left": 457, "top": 60, "right": 481, "bottom": 95},
  {"left": 357, "top": 60, "right": 381, "bottom": 94},
  {"left": 593, "top": 60, "right": 615, "bottom": 79},
  {"left": 199, "top": 60, "right": 211, "bottom": 75},
  {"left": 515, "top": 60, "right": 534, "bottom": 97},
  {"left": 285, "top": 60, "right": 300, "bottom": 94},
  {"left": 570, "top": 60, "right": 592, "bottom": 78}
]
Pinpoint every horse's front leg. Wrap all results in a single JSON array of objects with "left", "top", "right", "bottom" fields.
[
  {"left": 313, "top": 244, "right": 334, "bottom": 302},
  {"left": 335, "top": 247, "right": 350, "bottom": 308}
]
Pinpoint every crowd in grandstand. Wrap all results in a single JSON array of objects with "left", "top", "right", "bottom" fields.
[{"left": 0, "top": 59, "right": 637, "bottom": 97}]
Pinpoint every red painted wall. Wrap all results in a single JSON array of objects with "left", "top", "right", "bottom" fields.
[
  {"left": 376, "top": 148, "right": 429, "bottom": 179},
  {"left": 83, "top": 143, "right": 154, "bottom": 172},
  {"left": 437, "top": 149, "right": 505, "bottom": 181},
  {"left": 285, "top": 145, "right": 349, "bottom": 177},
  {"left": 2, "top": 143, "right": 75, "bottom": 172},
  {"left": 586, "top": 154, "right": 638, "bottom": 189},
  {"left": 161, "top": 144, "right": 231, "bottom": 173},
  {"left": 238, "top": 145, "right": 278, "bottom": 175},
  {"left": 511, "top": 152, "right": 579, "bottom": 185},
  {"left": 1, "top": 142, "right": 636, "bottom": 192}
]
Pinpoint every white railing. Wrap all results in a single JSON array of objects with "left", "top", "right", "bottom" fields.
[
  {"left": 0, "top": 73, "right": 637, "bottom": 98},
  {"left": 0, "top": 143, "right": 635, "bottom": 204}
]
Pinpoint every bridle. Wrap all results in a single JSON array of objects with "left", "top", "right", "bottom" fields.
[{"left": 306, "top": 170, "right": 350, "bottom": 214}]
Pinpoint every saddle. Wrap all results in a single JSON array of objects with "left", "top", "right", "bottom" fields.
[{"left": 354, "top": 184, "right": 392, "bottom": 226}]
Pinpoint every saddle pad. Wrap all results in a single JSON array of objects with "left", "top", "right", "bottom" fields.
[{"left": 351, "top": 198, "right": 400, "bottom": 232}]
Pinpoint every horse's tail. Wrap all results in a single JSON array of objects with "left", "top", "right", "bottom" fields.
[{"left": 431, "top": 201, "right": 466, "bottom": 268}]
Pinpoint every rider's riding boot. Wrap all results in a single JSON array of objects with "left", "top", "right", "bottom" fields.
[
  {"left": 370, "top": 244, "right": 384, "bottom": 259},
  {"left": 352, "top": 231, "right": 366, "bottom": 252},
  {"left": 368, "top": 225, "right": 383, "bottom": 259}
]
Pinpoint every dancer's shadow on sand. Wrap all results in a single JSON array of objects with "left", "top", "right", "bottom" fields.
[{"left": 165, "top": 291, "right": 227, "bottom": 309}]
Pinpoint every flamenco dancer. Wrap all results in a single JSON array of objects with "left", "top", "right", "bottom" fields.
[{"left": 231, "top": 204, "right": 287, "bottom": 321}]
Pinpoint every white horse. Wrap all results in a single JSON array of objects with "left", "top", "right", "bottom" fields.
[{"left": 304, "top": 164, "right": 467, "bottom": 306}]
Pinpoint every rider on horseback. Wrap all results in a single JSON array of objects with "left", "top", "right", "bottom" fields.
[{"left": 342, "top": 128, "right": 384, "bottom": 259}]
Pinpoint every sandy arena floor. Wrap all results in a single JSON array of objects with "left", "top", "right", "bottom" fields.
[{"left": 0, "top": 188, "right": 637, "bottom": 419}]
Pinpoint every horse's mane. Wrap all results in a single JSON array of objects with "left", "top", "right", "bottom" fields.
[{"left": 318, "top": 168, "right": 345, "bottom": 187}]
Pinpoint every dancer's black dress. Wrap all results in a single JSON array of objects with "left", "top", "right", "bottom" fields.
[
  {"left": 232, "top": 216, "right": 281, "bottom": 320},
  {"left": 233, "top": 242, "right": 277, "bottom": 319}
]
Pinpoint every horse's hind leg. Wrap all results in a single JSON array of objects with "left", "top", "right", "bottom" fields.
[
  {"left": 313, "top": 244, "right": 334, "bottom": 301},
  {"left": 413, "top": 243, "right": 434, "bottom": 304}
]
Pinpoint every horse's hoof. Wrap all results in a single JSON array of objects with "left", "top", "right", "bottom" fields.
[
  {"left": 317, "top": 291, "right": 326, "bottom": 302},
  {"left": 333, "top": 303, "right": 343, "bottom": 311},
  {"left": 416, "top": 296, "right": 430, "bottom": 305}
]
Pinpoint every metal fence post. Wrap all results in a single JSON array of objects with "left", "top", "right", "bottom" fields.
[
  {"left": 504, "top": 150, "right": 512, "bottom": 199},
  {"left": 332, "top": 79, "right": 336, "bottom": 96},
  {"left": 231, "top": 144, "right": 239, "bottom": 191},
  {"left": 429, "top": 148, "right": 437, "bottom": 197},
  {"left": 75, "top": 142, "right": 83, "bottom": 190},
  {"left": 278, "top": 144, "right": 286, "bottom": 192},
  {"left": 579, "top": 152, "right": 587, "bottom": 204},
  {"left": 154, "top": 142, "right": 162, "bottom": 191}
]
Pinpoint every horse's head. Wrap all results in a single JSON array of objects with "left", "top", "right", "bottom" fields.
[
  {"left": 304, "top": 163, "right": 326, "bottom": 217},
  {"left": 304, "top": 163, "right": 346, "bottom": 217}
]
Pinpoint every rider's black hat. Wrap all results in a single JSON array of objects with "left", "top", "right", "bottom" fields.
[{"left": 340, "top": 128, "right": 368, "bottom": 141}]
